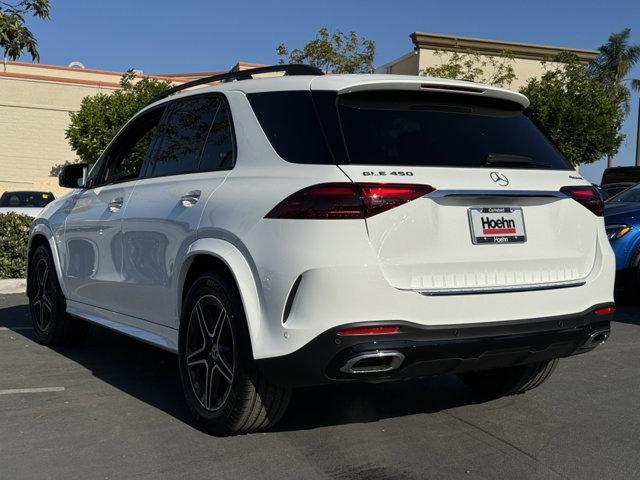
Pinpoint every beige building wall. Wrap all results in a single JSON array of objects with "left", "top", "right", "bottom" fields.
[
  {"left": 0, "top": 60, "right": 267, "bottom": 199},
  {"left": 384, "top": 51, "right": 420, "bottom": 75},
  {"left": 0, "top": 62, "right": 184, "bottom": 198},
  {"left": 377, "top": 32, "right": 599, "bottom": 91},
  {"left": 417, "top": 49, "right": 568, "bottom": 90},
  {"left": 0, "top": 76, "right": 117, "bottom": 197}
]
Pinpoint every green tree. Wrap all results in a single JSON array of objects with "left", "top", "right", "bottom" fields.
[
  {"left": 65, "top": 71, "right": 172, "bottom": 166},
  {"left": 589, "top": 28, "right": 640, "bottom": 167},
  {"left": 0, "top": 0, "right": 50, "bottom": 61},
  {"left": 277, "top": 27, "right": 375, "bottom": 73},
  {"left": 422, "top": 48, "right": 516, "bottom": 88},
  {"left": 520, "top": 54, "right": 625, "bottom": 167}
]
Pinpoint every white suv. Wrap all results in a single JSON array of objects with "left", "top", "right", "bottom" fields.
[{"left": 28, "top": 65, "right": 615, "bottom": 435}]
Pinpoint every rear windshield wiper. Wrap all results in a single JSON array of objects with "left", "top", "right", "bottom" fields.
[{"left": 482, "top": 154, "right": 550, "bottom": 168}]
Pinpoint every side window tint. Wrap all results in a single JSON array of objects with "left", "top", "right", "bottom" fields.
[
  {"left": 148, "top": 96, "right": 219, "bottom": 177},
  {"left": 247, "top": 91, "right": 334, "bottom": 164},
  {"left": 199, "top": 101, "right": 234, "bottom": 171},
  {"left": 101, "top": 109, "right": 164, "bottom": 185}
]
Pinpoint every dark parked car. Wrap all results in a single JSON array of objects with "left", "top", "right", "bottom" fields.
[
  {"left": 0, "top": 191, "right": 56, "bottom": 217},
  {"left": 601, "top": 166, "right": 640, "bottom": 186}
]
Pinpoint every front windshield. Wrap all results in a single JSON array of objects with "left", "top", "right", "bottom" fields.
[{"left": 608, "top": 184, "right": 640, "bottom": 203}]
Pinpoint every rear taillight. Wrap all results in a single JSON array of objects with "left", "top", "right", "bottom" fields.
[
  {"left": 265, "top": 183, "right": 435, "bottom": 219},
  {"left": 560, "top": 186, "right": 604, "bottom": 217}
]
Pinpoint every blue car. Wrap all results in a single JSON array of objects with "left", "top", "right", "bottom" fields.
[{"left": 604, "top": 183, "right": 640, "bottom": 290}]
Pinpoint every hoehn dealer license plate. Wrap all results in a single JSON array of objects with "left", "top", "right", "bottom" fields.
[{"left": 468, "top": 207, "right": 526, "bottom": 244}]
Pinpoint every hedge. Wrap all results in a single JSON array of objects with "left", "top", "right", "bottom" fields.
[{"left": 0, "top": 212, "right": 33, "bottom": 279}]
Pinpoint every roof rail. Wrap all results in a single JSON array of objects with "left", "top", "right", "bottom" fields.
[{"left": 148, "top": 63, "right": 324, "bottom": 105}]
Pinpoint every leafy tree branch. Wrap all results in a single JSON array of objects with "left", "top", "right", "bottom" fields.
[
  {"left": 421, "top": 48, "right": 516, "bottom": 88},
  {"left": 0, "top": 0, "right": 50, "bottom": 61},
  {"left": 65, "top": 71, "right": 172, "bottom": 166},
  {"left": 521, "top": 54, "right": 625, "bottom": 166},
  {"left": 277, "top": 27, "right": 375, "bottom": 74}
]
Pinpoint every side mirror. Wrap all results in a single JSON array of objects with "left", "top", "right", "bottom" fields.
[{"left": 59, "top": 163, "right": 88, "bottom": 189}]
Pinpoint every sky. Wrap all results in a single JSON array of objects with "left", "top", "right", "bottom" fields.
[{"left": 20, "top": 0, "right": 640, "bottom": 183}]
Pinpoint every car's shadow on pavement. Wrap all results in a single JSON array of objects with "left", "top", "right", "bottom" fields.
[
  {"left": 2, "top": 295, "right": 637, "bottom": 433},
  {"left": 1, "top": 301, "right": 192, "bottom": 423},
  {"left": 0, "top": 299, "right": 489, "bottom": 432}
]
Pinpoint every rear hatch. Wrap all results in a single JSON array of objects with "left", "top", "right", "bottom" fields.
[{"left": 330, "top": 87, "right": 601, "bottom": 294}]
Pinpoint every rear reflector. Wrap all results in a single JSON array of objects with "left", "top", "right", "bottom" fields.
[
  {"left": 594, "top": 306, "right": 615, "bottom": 316},
  {"left": 560, "top": 186, "right": 604, "bottom": 217},
  {"left": 265, "top": 183, "right": 435, "bottom": 219},
  {"left": 337, "top": 326, "right": 400, "bottom": 336}
]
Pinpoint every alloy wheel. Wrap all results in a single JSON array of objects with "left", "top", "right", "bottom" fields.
[
  {"left": 32, "top": 258, "right": 55, "bottom": 332},
  {"left": 186, "top": 295, "right": 235, "bottom": 412}
]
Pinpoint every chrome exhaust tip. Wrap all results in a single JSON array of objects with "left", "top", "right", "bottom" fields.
[
  {"left": 339, "top": 350, "right": 405, "bottom": 374},
  {"left": 581, "top": 329, "right": 610, "bottom": 349}
]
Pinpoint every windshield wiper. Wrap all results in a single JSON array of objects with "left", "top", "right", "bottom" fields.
[{"left": 482, "top": 153, "right": 550, "bottom": 169}]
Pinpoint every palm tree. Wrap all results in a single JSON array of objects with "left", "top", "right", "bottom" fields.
[{"left": 590, "top": 28, "right": 640, "bottom": 167}]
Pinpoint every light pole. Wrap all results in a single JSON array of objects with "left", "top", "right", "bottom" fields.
[{"left": 620, "top": 78, "right": 640, "bottom": 167}]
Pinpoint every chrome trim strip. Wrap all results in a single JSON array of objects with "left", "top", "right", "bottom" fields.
[
  {"left": 416, "top": 281, "right": 586, "bottom": 296},
  {"left": 427, "top": 189, "right": 567, "bottom": 198}
]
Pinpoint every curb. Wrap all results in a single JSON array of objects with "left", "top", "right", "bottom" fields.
[{"left": 0, "top": 279, "right": 27, "bottom": 295}]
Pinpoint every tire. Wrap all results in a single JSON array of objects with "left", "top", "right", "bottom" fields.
[
  {"left": 28, "top": 244, "right": 90, "bottom": 345},
  {"left": 178, "top": 272, "right": 291, "bottom": 436},
  {"left": 458, "top": 359, "right": 559, "bottom": 397}
]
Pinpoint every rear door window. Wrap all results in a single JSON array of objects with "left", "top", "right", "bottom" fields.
[
  {"left": 147, "top": 96, "right": 219, "bottom": 177},
  {"left": 199, "top": 100, "right": 234, "bottom": 171}
]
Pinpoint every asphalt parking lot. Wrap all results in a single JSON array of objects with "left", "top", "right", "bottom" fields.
[{"left": 1, "top": 293, "right": 638, "bottom": 480}]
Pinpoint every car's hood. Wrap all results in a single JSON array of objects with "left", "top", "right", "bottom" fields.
[{"left": 604, "top": 202, "right": 640, "bottom": 224}]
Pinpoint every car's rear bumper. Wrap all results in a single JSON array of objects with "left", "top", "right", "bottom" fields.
[{"left": 256, "top": 304, "right": 613, "bottom": 387}]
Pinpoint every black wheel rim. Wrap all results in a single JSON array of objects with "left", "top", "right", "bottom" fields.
[
  {"left": 186, "top": 294, "right": 235, "bottom": 412},
  {"left": 32, "top": 257, "right": 55, "bottom": 332}
]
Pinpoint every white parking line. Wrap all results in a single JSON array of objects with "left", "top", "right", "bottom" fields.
[
  {"left": 0, "top": 327, "right": 32, "bottom": 331},
  {"left": 0, "top": 387, "right": 65, "bottom": 395}
]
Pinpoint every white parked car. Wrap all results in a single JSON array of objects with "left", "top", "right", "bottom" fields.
[
  {"left": 0, "top": 191, "right": 55, "bottom": 217},
  {"left": 27, "top": 65, "right": 615, "bottom": 435}
]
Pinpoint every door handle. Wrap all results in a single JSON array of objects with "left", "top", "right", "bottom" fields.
[
  {"left": 108, "top": 197, "right": 124, "bottom": 212},
  {"left": 180, "top": 190, "right": 201, "bottom": 208}
]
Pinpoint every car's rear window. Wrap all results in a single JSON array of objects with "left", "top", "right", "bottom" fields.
[
  {"left": 248, "top": 90, "right": 570, "bottom": 170},
  {"left": 338, "top": 91, "right": 570, "bottom": 169}
]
